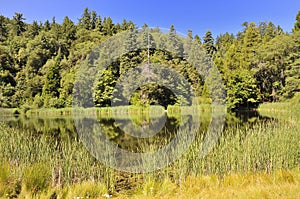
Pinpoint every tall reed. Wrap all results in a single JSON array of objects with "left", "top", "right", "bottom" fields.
[{"left": 0, "top": 103, "right": 299, "bottom": 197}]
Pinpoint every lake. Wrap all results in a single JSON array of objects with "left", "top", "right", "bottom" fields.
[{"left": 0, "top": 110, "right": 275, "bottom": 153}]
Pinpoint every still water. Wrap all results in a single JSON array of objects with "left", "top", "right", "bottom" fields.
[{"left": 0, "top": 111, "right": 274, "bottom": 153}]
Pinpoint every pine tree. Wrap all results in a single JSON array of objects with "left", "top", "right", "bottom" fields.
[
  {"left": 79, "top": 8, "right": 91, "bottom": 30},
  {"left": 121, "top": 19, "right": 128, "bottom": 31},
  {"left": 215, "top": 32, "right": 234, "bottom": 51},
  {"left": 140, "top": 24, "right": 155, "bottom": 50},
  {"left": 12, "top": 13, "right": 26, "bottom": 36},
  {"left": 203, "top": 30, "right": 216, "bottom": 55},
  {"left": 95, "top": 15, "right": 102, "bottom": 32},
  {"left": 293, "top": 10, "right": 300, "bottom": 32},
  {"left": 183, "top": 30, "right": 193, "bottom": 58},
  {"left": 61, "top": 16, "right": 76, "bottom": 46},
  {"left": 0, "top": 16, "right": 8, "bottom": 41},
  {"left": 120, "top": 25, "right": 139, "bottom": 74},
  {"left": 91, "top": 11, "right": 97, "bottom": 30},
  {"left": 49, "top": 17, "right": 62, "bottom": 42},
  {"left": 167, "top": 25, "right": 183, "bottom": 57},
  {"left": 51, "top": 17, "right": 56, "bottom": 27},
  {"left": 259, "top": 22, "right": 280, "bottom": 43},
  {"left": 102, "top": 17, "right": 114, "bottom": 36},
  {"left": 241, "top": 22, "right": 262, "bottom": 69},
  {"left": 27, "top": 20, "right": 40, "bottom": 38},
  {"left": 256, "top": 34, "right": 289, "bottom": 101},
  {"left": 194, "top": 34, "right": 201, "bottom": 45},
  {"left": 43, "top": 20, "right": 51, "bottom": 31}
]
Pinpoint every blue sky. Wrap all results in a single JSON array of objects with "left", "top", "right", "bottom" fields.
[{"left": 0, "top": 0, "right": 299, "bottom": 37}]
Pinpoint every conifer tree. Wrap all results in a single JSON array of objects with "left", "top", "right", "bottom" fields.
[
  {"left": 61, "top": 16, "right": 76, "bottom": 47},
  {"left": 120, "top": 25, "right": 139, "bottom": 74},
  {"left": 79, "top": 8, "right": 91, "bottom": 30},
  {"left": 102, "top": 17, "right": 114, "bottom": 36},
  {"left": 241, "top": 22, "right": 261, "bottom": 69},
  {"left": 91, "top": 11, "right": 97, "bottom": 30},
  {"left": 12, "top": 13, "right": 26, "bottom": 36},
  {"left": 183, "top": 30, "right": 193, "bottom": 58},
  {"left": 203, "top": 30, "right": 216, "bottom": 55},
  {"left": 27, "top": 20, "right": 40, "bottom": 38},
  {"left": 0, "top": 16, "right": 8, "bottom": 41},
  {"left": 293, "top": 10, "right": 300, "bottom": 32},
  {"left": 194, "top": 34, "right": 201, "bottom": 45},
  {"left": 43, "top": 20, "right": 51, "bottom": 31},
  {"left": 167, "top": 25, "right": 183, "bottom": 57},
  {"left": 95, "top": 15, "right": 102, "bottom": 32}
]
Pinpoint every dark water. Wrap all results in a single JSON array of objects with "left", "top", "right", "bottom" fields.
[{"left": 0, "top": 111, "right": 275, "bottom": 152}]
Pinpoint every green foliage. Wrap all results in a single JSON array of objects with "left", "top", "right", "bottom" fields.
[
  {"left": 42, "top": 55, "right": 61, "bottom": 98},
  {"left": 94, "top": 65, "right": 119, "bottom": 107},
  {"left": 167, "top": 25, "right": 184, "bottom": 57},
  {"left": 0, "top": 82, "right": 16, "bottom": 107},
  {"left": 79, "top": 8, "right": 92, "bottom": 30},
  {"left": 102, "top": 17, "right": 115, "bottom": 36},
  {"left": 0, "top": 9, "right": 299, "bottom": 111},
  {"left": 226, "top": 69, "right": 261, "bottom": 110},
  {"left": 241, "top": 22, "right": 261, "bottom": 69},
  {"left": 26, "top": 20, "right": 40, "bottom": 39},
  {"left": 293, "top": 10, "right": 300, "bottom": 32},
  {"left": 0, "top": 16, "right": 9, "bottom": 41},
  {"left": 203, "top": 30, "right": 216, "bottom": 55},
  {"left": 11, "top": 13, "right": 26, "bottom": 36},
  {"left": 61, "top": 16, "right": 76, "bottom": 47}
]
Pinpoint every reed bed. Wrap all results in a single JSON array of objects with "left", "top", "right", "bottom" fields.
[{"left": 0, "top": 103, "right": 299, "bottom": 198}]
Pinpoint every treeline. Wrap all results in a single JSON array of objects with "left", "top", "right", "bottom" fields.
[{"left": 0, "top": 8, "right": 299, "bottom": 110}]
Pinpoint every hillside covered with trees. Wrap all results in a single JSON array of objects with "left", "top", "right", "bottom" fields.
[{"left": 0, "top": 8, "right": 299, "bottom": 111}]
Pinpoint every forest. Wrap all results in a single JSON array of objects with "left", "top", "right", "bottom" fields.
[
  {"left": 0, "top": 7, "right": 300, "bottom": 198},
  {"left": 0, "top": 8, "right": 299, "bottom": 111}
]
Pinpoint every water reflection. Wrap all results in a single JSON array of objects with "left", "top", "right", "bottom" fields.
[
  {"left": 0, "top": 111, "right": 275, "bottom": 149},
  {"left": 226, "top": 110, "right": 277, "bottom": 125}
]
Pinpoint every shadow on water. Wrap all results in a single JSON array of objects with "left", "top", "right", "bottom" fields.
[
  {"left": 0, "top": 110, "right": 277, "bottom": 150},
  {"left": 226, "top": 110, "right": 277, "bottom": 126}
]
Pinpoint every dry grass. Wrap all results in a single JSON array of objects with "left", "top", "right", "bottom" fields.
[{"left": 117, "top": 170, "right": 300, "bottom": 199}]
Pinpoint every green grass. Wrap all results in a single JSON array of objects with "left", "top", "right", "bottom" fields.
[
  {"left": 258, "top": 102, "right": 300, "bottom": 123},
  {"left": 0, "top": 108, "right": 20, "bottom": 116},
  {"left": 258, "top": 102, "right": 300, "bottom": 113},
  {"left": 1, "top": 104, "right": 213, "bottom": 117},
  {"left": 20, "top": 106, "right": 167, "bottom": 118}
]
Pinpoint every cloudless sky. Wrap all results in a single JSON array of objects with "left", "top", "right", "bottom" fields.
[{"left": 0, "top": 0, "right": 299, "bottom": 37}]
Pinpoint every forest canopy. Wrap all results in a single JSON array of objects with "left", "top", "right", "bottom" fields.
[{"left": 0, "top": 8, "right": 299, "bottom": 111}]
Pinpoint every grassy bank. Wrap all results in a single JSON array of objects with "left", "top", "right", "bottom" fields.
[
  {"left": 0, "top": 108, "right": 21, "bottom": 116},
  {"left": 1, "top": 168, "right": 299, "bottom": 198},
  {"left": 0, "top": 106, "right": 165, "bottom": 117},
  {"left": 26, "top": 106, "right": 166, "bottom": 116},
  {"left": 0, "top": 104, "right": 215, "bottom": 117},
  {"left": 258, "top": 102, "right": 300, "bottom": 124},
  {"left": 258, "top": 102, "right": 300, "bottom": 113}
]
